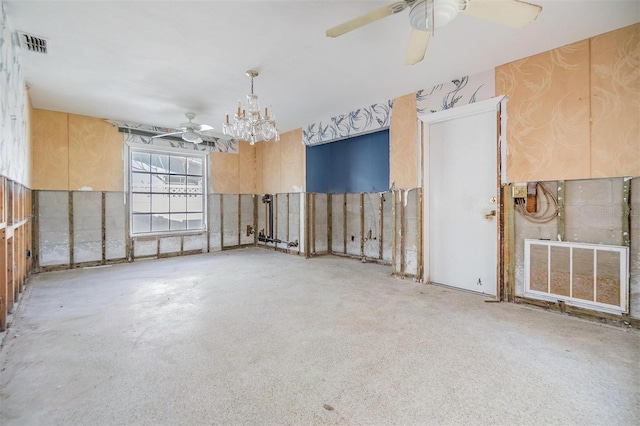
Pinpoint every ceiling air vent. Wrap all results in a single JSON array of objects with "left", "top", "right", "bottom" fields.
[{"left": 17, "top": 31, "right": 49, "bottom": 54}]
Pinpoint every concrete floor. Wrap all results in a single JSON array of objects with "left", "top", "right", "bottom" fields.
[{"left": 1, "top": 249, "right": 638, "bottom": 425}]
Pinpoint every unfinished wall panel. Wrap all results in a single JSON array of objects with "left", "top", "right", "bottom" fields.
[
  {"left": 382, "top": 192, "right": 393, "bottom": 262},
  {"left": 630, "top": 177, "right": 640, "bottom": 319},
  {"left": 564, "top": 179, "right": 624, "bottom": 245},
  {"left": 222, "top": 194, "right": 239, "bottom": 248},
  {"left": 331, "top": 194, "right": 345, "bottom": 253},
  {"left": 313, "top": 193, "right": 328, "bottom": 254},
  {"left": 240, "top": 194, "right": 255, "bottom": 245},
  {"left": 133, "top": 238, "right": 157, "bottom": 258},
  {"left": 403, "top": 189, "right": 419, "bottom": 276},
  {"left": 345, "top": 193, "right": 361, "bottom": 256},
  {"left": 514, "top": 178, "right": 638, "bottom": 321},
  {"left": 105, "top": 192, "right": 126, "bottom": 260},
  {"left": 257, "top": 194, "right": 268, "bottom": 246},
  {"left": 362, "top": 193, "right": 380, "bottom": 259},
  {"left": 208, "top": 193, "right": 222, "bottom": 251},
  {"left": 513, "top": 182, "right": 559, "bottom": 296},
  {"left": 38, "top": 191, "right": 71, "bottom": 266},
  {"left": 159, "top": 236, "right": 181, "bottom": 255},
  {"left": 183, "top": 233, "right": 207, "bottom": 253},
  {"left": 275, "top": 194, "right": 288, "bottom": 249},
  {"left": 289, "top": 193, "right": 302, "bottom": 252},
  {"left": 72, "top": 191, "right": 102, "bottom": 264}
]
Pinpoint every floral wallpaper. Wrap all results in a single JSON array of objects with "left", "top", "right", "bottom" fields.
[
  {"left": 0, "top": 0, "right": 29, "bottom": 185},
  {"left": 301, "top": 69, "right": 494, "bottom": 147},
  {"left": 302, "top": 101, "right": 393, "bottom": 146},
  {"left": 110, "top": 120, "right": 239, "bottom": 154},
  {"left": 416, "top": 68, "right": 495, "bottom": 114}
]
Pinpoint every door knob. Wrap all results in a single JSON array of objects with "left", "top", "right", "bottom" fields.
[{"left": 484, "top": 210, "right": 496, "bottom": 219}]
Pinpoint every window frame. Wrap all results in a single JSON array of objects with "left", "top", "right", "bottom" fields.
[{"left": 125, "top": 143, "right": 208, "bottom": 237}]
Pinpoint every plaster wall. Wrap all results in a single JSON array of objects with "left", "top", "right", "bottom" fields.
[{"left": 0, "top": 1, "right": 30, "bottom": 186}]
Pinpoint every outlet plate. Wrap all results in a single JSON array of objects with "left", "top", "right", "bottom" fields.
[{"left": 512, "top": 185, "right": 527, "bottom": 199}]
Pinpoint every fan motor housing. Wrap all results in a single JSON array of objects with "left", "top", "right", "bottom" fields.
[{"left": 409, "top": 0, "right": 462, "bottom": 31}]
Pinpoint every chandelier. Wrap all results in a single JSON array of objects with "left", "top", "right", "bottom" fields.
[{"left": 223, "top": 70, "right": 279, "bottom": 145}]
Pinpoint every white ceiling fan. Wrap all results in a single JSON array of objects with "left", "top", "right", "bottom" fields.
[
  {"left": 326, "top": 0, "right": 542, "bottom": 65},
  {"left": 152, "top": 112, "right": 221, "bottom": 144}
]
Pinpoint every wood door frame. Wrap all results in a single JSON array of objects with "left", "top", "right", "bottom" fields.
[{"left": 419, "top": 96, "right": 507, "bottom": 299}]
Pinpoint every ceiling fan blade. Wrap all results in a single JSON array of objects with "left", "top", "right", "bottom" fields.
[
  {"left": 151, "top": 131, "right": 183, "bottom": 139},
  {"left": 326, "top": 1, "right": 408, "bottom": 37},
  {"left": 464, "top": 0, "right": 542, "bottom": 28},
  {"left": 405, "top": 29, "right": 430, "bottom": 65},
  {"left": 197, "top": 124, "right": 214, "bottom": 132}
]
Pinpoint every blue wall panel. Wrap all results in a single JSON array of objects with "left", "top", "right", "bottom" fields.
[{"left": 306, "top": 130, "right": 389, "bottom": 193}]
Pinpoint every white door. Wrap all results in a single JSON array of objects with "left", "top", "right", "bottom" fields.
[{"left": 423, "top": 102, "right": 499, "bottom": 295}]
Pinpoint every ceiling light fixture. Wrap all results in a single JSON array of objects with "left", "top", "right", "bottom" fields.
[{"left": 223, "top": 70, "right": 279, "bottom": 145}]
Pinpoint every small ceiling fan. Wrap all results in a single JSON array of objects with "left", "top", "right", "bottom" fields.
[
  {"left": 326, "top": 0, "right": 542, "bottom": 65},
  {"left": 152, "top": 112, "right": 217, "bottom": 144}
]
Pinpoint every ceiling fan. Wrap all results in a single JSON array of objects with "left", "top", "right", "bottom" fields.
[
  {"left": 152, "top": 112, "right": 219, "bottom": 144},
  {"left": 326, "top": 0, "right": 542, "bottom": 65}
]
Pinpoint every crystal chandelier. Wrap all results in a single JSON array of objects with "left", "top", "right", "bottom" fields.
[{"left": 223, "top": 70, "right": 279, "bottom": 145}]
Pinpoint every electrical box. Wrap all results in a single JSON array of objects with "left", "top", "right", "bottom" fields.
[{"left": 512, "top": 185, "right": 527, "bottom": 199}]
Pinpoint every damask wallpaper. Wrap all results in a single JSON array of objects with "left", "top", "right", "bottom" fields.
[{"left": 0, "top": 0, "right": 29, "bottom": 185}]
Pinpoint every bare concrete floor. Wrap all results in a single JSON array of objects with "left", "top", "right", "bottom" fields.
[{"left": 1, "top": 248, "right": 638, "bottom": 425}]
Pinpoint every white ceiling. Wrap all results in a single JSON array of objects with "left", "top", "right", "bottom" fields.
[{"left": 5, "top": 0, "right": 640, "bottom": 133}]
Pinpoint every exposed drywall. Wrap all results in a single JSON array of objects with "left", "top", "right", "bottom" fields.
[
  {"left": 104, "top": 192, "right": 126, "bottom": 259},
  {"left": 513, "top": 178, "right": 639, "bottom": 319},
  {"left": 72, "top": 191, "right": 102, "bottom": 263},
  {"left": 629, "top": 178, "right": 639, "bottom": 319},
  {"left": 222, "top": 194, "right": 239, "bottom": 248},
  {"left": 331, "top": 194, "right": 345, "bottom": 254},
  {"left": 37, "top": 191, "right": 70, "bottom": 266},
  {"left": 312, "top": 193, "right": 328, "bottom": 254},
  {"left": 393, "top": 189, "right": 420, "bottom": 277},
  {"left": 209, "top": 193, "right": 222, "bottom": 251},
  {"left": 37, "top": 190, "right": 259, "bottom": 267}
]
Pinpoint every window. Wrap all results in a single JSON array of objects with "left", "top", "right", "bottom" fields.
[{"left": 128, "top": 147, "right": 207, "bottom": 235}]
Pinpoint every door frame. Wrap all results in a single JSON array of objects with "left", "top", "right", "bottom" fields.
[{"left": 418, "top": 96, "right": 507, "bottom": 299}]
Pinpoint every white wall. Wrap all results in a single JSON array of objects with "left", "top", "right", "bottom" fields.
[{"left": 0, "top": 0, "right": 29, "bottom": 185}]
